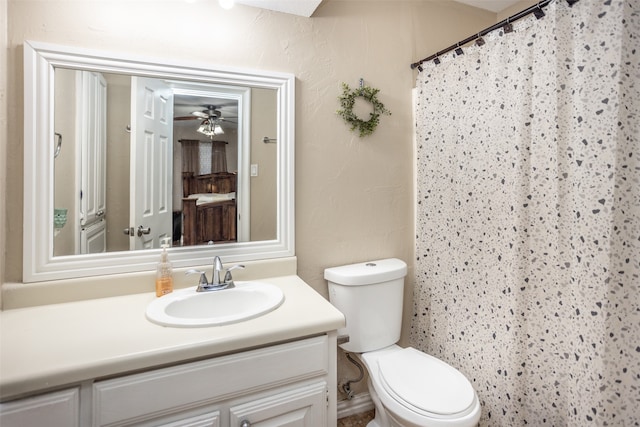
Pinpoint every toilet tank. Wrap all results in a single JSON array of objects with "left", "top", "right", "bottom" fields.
[{"left": 325, "top": 258, "right": 407, "bottom": 353}]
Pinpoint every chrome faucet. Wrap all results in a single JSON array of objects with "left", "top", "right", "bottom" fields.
[
  {"left": 212, "top": 256, "right": 223, "bottom": 286},
  {"left": 186, "top": 257, "right": 245, "bottom": 292}
]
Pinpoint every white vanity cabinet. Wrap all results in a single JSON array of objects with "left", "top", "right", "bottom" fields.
[
  {"left": 92, "top": 335, "right": 333, "bottom": 426},
  {"left": 0, "top": 388, "right": 80, "bottom": 427},
  {"left": 1, "top": 273, "right": 344, "bottom": 426}
]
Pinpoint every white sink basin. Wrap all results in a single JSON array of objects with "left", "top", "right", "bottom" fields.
[{"left": 146, "top": 281, "right": 285, "bottom": 327}]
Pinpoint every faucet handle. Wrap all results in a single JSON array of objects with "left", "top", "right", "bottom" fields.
[
  {"left": 186, "top": 269, "right": 209, "bottom": 287},
  {"left": 223, "top": 264, "right": 245, "bottom": 285}
]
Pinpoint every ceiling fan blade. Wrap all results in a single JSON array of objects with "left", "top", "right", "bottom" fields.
[
  {"left": 174, "top": 116, "right": 200, "bottom": 121},
  {"left": 192, "top": 111, "right": 210, "bottom": 119}
]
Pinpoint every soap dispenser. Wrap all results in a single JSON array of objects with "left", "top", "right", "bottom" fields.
[{"left": 156, "top": 237, "right": 174, "bottom": 297}]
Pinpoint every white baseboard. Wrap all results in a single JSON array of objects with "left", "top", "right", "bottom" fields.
[{"left": 337, "top": 392, "right": 374, "bottom": 419}]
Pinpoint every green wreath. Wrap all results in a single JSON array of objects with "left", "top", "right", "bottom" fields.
[{"left": 337, "top": 82, "right": 391, "bottom": 137}]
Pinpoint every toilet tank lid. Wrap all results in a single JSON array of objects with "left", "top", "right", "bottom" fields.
[{"left": 324, "top": 258, "right": 407, "bottom": 286}]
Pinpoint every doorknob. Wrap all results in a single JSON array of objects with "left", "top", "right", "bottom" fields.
[
  {"left": 123, "top": 227, "right": 134, "bottom": 236},
  {"left": 137, "top": 225, "right": 151, "bottom": 237},
  {"left": 240, "top": 421, "right": 251, "bottom": 427}
]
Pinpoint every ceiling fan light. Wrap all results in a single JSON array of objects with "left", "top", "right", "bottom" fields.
[
  {"left": 197, "top": 127, "right": 215, "bottom": 137},
  {"left": 197, "top": 119, "right": 225, "bottom": 137},
  {"left": 197, "top": 120, "right": 214, "bottom": 136}
]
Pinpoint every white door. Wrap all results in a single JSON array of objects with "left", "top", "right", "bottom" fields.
[
  {"left": 130, "top": 77, "right": 174, "bottom": 250},
  {"left": 77, "top": 71, "right": 107, "bottom": 255},
  {"left": 81, "top": 219, "right": 106, "bottom": 254}
]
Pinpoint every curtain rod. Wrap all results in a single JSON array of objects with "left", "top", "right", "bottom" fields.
[{"left": 410, "top": 0, "right": 578, "bottom": 71}]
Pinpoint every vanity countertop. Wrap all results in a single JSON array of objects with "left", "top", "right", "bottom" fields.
[{"left": 0, "top": 275, "right": 345, "bottom": 401}]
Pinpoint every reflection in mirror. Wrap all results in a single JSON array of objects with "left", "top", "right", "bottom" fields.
[
  {"left": 52, "top": 69, "right": 277, "bottom": 256},
  {"left": 24, "top": 41, "right": 294, "bottom": 282}
]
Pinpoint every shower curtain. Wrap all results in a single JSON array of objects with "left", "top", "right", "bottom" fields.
[{"left": 411, "top": 1, "right": 639, "bottom": 425}]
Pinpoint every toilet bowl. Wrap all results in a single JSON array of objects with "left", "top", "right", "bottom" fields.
[
  {"left": 360, "top": 345, "right": 480, "bottom": 427},
  {"left": 325, "top": 259, "right": 481, "bottom": 427}
]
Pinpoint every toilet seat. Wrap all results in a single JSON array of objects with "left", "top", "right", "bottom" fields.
[{"left": 376, "top": 347, "right": 476, "bottom": 419}]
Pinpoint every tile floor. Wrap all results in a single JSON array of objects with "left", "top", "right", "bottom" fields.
[{"left": 337, "top": 409, "right": 375, "bottom": 427}]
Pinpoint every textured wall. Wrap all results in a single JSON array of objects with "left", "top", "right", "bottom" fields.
[
  {"left": 4, "top": 0, "right": 493, "bottom": 297},
  {"left": 3, "top": 0, "right": 495, "bottom": 402}
]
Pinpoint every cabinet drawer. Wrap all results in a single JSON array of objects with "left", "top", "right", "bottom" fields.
[
  {"left": 0, "top": 388, "right": 79, "bottom": 427},
  {"left": 94, "top": 336, "right": 328, "bottom": 426}
]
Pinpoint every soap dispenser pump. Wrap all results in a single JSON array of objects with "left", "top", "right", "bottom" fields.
[{"left": 156, "top": 237, "right": 174, "bottom": 297}]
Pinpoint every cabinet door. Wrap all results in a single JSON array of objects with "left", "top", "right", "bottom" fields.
[
  {"left": 229, "top": 382, "right": 327, "bottom": 427},
  {"left": 155, "top": 410, "right": 220, "bottom": 427},
  {"left": 0, "top": 388, "right": 79, "bottom": 427},
  {"left": 197, "top": 203, "right": 225, "bottom": 243},
  {"left": 197, "top": 200, "right": 237, "bottom": 243}
]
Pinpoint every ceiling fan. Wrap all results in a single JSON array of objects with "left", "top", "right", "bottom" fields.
[
  {"left": 174, "top": 105, "right": 236, "bottom": 123},
  {"left": 174, "top": 105, "right": 237, "bottom": 137}
]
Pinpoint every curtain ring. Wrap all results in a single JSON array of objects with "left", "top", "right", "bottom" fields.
[
  {"left": 533, "top": 2, "right": 546, "bottom": 18},
  {"left": 503, "top": 16, "right": 514, "bottom": 33}
]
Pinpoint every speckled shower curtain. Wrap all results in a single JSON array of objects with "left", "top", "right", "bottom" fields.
[{"left": 411, "top": 1, "right": 639, "bottom": 425}]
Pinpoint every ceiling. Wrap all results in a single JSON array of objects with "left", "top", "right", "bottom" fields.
[
  {"left": 454, "top": 0, "right": 524, "bottom": 13},
  {"left": 235, "top": 0, "right": 323, "bottom": 17},
  {"left": 235, "top": 0, "right": 523, "bottom": 17}
]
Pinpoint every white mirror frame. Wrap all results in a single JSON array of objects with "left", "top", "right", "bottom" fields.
[{"left": 23, "top": 40, "right": 295, "bottom": 283}]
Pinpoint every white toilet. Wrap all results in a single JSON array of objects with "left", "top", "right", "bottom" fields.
[{"left": 325, "top": 258, "right": 481, "bottom": 427}]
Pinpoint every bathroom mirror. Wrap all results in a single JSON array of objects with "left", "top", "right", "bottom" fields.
[{"left": 24, "top": 41, "right": 295, "bottom": 282}]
